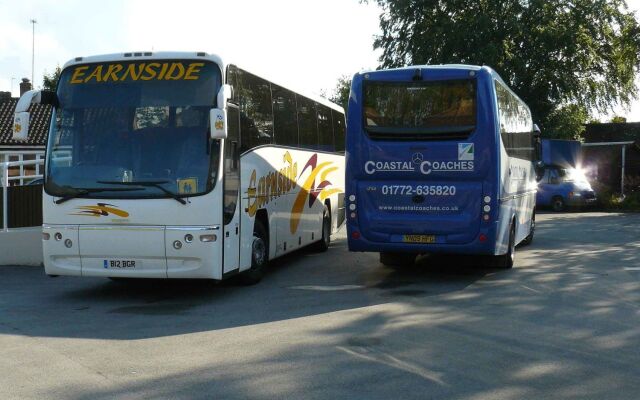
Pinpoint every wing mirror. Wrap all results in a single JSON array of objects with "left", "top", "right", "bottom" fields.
[
  {"left": 533, "top": 123, "right": 543, "bottom": 162},
  {"left": 533, "top": 123, "right": 541, "bottom": 137},
  {"left": 210, "top": 84, "right": 234, "bottom": 140},
  {"left": 13, "top": 90, "right": 58, "bottom": 140}
]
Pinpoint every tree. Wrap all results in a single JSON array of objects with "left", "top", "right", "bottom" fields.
[
  {"left": 544, "top": 104, "right": 589, "bottom": 140},
  {"left": 42, "top": 66, "right": 61, "bottom": 91},
  {"left": 610, "top": 116, "right": 627, "bottom": 123},
  {"left": 367, "top": 0, "right": 640, "bottom": 139},
  {"left": 329, "top": 75, "right": 352, "bottom": 112}
]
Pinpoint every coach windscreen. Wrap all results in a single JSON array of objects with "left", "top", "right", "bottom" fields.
[{"left": 45, "top": 60, "right": 222, "bottom": 200}]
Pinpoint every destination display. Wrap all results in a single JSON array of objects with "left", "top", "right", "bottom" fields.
[{"left": 69, "top": 61, "right": 207, "bottom": 84}]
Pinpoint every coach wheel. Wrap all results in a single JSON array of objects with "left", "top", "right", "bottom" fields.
[
  {"left": 314, "top": 205, "right": 331, "bottom": 252},
  {"left": 493, "top": 222, "right": 515, "bottom": 269},
  {"left": 520, "top": 212, "right": 535, "bottom": 246},
  {"left": 240, "top": 221, "right": 268, "bottom": 285},
  {"left": 551, "top": 196, "right": 565, "bottom": 212}
]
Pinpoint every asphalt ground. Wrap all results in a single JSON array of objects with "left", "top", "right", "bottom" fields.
[{"left": 1, "top": 212, "right": 639, "bottom": 399}]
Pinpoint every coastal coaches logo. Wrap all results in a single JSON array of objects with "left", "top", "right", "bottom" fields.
[
  {"left": 364, "top": 157, "right": 417, "bottom": 174},
  {"left": 458, "top": 143, "right": 474, "bottom": 161},
  {"left": 365, "top": 147, "right": 475, "bottom": 176},
  {"left": 419, "top": 160, "right": 474, "bottom": 175}
]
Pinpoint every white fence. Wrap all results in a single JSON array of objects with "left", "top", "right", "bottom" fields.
[{"left": 0, "top": 150, "right": 45, "bottom": 186}]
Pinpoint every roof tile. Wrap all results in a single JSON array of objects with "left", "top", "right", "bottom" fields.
[{"left": 0, "top": 98, "right": 52, "bottom": 146}]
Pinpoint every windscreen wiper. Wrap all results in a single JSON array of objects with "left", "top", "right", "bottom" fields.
[
  {"left": 97, "top": 180, "right": 187, "bottom": 205},
  {"left": 55, "top": 187, "right": 138, "bottom": 205}
]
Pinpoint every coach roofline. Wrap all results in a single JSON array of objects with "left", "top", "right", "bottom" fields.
[{"left": 61, "top": 51, "right": 343, "bottom": 114}]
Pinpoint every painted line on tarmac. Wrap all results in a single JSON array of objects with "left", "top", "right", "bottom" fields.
[
  {"left": 288, "top": 285, "right": 365, "bottom": 291},
  {"left": 337, "top": 345, "right": 448, "bottom": 386},
  {"left": 520, "top": 284, "right": 543, "bottom": 294}
]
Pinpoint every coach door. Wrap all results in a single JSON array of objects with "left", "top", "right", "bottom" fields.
[{"left": 223, "top": 105, "right": 241, "bottom": 274}]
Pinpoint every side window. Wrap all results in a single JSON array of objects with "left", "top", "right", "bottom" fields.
[
  {"left": 495, "top": 81, "right": 534, "bottom": 161},
  {"left": 512, "top": 131, "right": 534, "bottom": 160},
  {"left": 297, "top": 95, "right": 318, "bottom": 149},
  {"left": 317, "top": 104, "right": 333, "bottom": 152},
  {"left": 235, "top": 68, "right": 273, "bottom": 152},
  {"left": 224, "top": 106, "right": 240, "bottom": 225},
  {"left": 272, "top": 84, "right": 298, "bottom": 147},
  {"left": 331, "top": 109, "right": 345, "bottom": 152}
]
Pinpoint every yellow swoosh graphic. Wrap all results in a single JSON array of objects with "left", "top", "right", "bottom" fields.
[
  {"left": 71, "top": 204, "right": 130, "bottom": 218},
  {"left": 290, "top": 160, "right": 334, "bottom": 234}
]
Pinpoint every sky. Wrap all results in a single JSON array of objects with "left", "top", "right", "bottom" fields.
[
  {"left": 0, "top": 0, "right": 382, "bottom": 100},
  {"left": 0, "top": 0, "right": 639, "bottom": 122}
]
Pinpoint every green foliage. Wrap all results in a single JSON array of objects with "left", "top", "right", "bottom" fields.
[
  {"left": 367, "top": 0, "right": 640, "bottom": 139},
  {"left": 610, "top": 115, "right": 627, "bottom": 123},
  {"left": 42, "top": 66, "right": 61, "bottom": 91},
  {"left": 544, "top": 104, "right": 589, "bottom": 139},
  {"left": 599, "top": 191, "right": 640, "bottom": 211},
  {"left": 329, "top": 75, "right": 352, "bottom": 112},
  {"left": 592, "top": 178, "right": 640, "bottom": 211},
  {"left": 620, "top": 192, "right": 640, "bottom": 211}
]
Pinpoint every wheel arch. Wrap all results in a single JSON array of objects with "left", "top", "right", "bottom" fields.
[
  {"left": 323, "top": 199, "right": 332, "bottom": 231},
  {"left": 254, "top": 208, "right": 270, "bottom": 255}
]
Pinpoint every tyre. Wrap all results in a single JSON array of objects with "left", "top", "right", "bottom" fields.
[
  {"left": 239, "top": 221, "right": 269, "bottom": 285},
  {"left": 380, "top": 252, "right": 416, "bottom": 268},
  {"left": 314, "top": 205, "right": 331, "bottom": 252},
  {"left": 551, "top": 196, "right": 565, "bottom": 212},
  {"left": 492, "top": 222, "right": 515, "bottom": 269},
  {"left": 520, "top": 212, "right": 535, "bottom": 246}
]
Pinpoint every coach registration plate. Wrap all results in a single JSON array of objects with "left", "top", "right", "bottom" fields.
[
  {"left": 402, "top": 235, "right": 436, "bottom": 244},
  {"left": 104, "top": 259, "right": 138, "bottom": 269}
]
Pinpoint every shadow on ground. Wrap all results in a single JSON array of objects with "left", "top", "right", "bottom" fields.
[
  {"left": 3, "top": 213, "right": 640, "bottom": 399},
  {"left": 0, "top": 234, "right": 495, "bottom": 341},
  {"left": 54, "top": 213, "right": 640, "bottom": 399}
]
